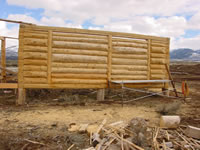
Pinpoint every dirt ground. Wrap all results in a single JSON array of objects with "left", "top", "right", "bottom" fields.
[{"left": 0, "top": 61, "right": 200, "bottom": 150}]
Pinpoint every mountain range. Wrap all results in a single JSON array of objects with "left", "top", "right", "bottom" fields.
[{"left": 0, "top": 48, "right": 200, "bottom": 61}]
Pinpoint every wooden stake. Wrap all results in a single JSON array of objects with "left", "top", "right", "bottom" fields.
[{"left": 1, "top": 38, "right": 6, "bottom": 82}]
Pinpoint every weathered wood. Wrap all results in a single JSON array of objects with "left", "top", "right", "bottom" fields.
[
  {"left": 151, "top": 58, "right": 166, "bottom": 64},
  {"left": 17, "top": 88, "right": 26, "bottom": 105},
  {"left": 112, "top": 41, "right": 147, "bottom": 48},
  {"left": 24, "top": 77, "right": 47, "bottom": 83},
  {"left": 0, "top": 83, "right": 18, "bottom": 89},
  {"left": 151, "top": 47, "right": 166, "bottom": 54},
  {"left": 160, "top": 116, "right": 180, "bottom": 128},
  {"left": 112, "top": 65, "right": 147, "bottom": 71},
  {"left": 23, "top": 52, "right": 47, "bottom": 59},
  {"left": 52, "top": 79, "right": 107, "bottom": 84},
  {"left": 112, "top": 58, "right": 147, "bottom": 65},
  {"left": 23, "top": 59, "right": 47, "bottom": 65},
  {"left": 24, "top": 38, "right": 48, "bottom": 46},
  {"left": 185, "top": 125, "right": 200, "bottom": 139},
  {"left": 147, "top": 39, "right": 151, "bottom": 80},
  {"left": 23, "top": 71, "right": 47, "bottom": 77},
  {"left": 112, "top": 53, "right": 147, "bottom": 59},
  {"left": 23, "top": 45, "right": 48, "bottom": 52},
  {"left": 112, "top": 70, "right": 147, "bottom": 75},
  {"left": 113, "top": 46, "right": 147, "bottom": 54},
  {"left": 1, "top": 38, "right": 6, "bottom": 82},
  {"left": 23, "top": 65, "right": 47, "bottom": 71},
  {"left": 111, "top": 75, "right": 147, "bottom": 80},
  {"left": 97, "top": 89, "right": 105, "bottom": 101}
]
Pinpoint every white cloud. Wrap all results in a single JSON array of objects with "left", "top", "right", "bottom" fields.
[{"left": 171, "top": 35, "right": 200, "bottom": 50}]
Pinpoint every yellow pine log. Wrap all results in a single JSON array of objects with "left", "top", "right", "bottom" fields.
[
  {"left": 23, "top": 59, "right": 47, "bottom": 65},
  {"left": 52, "top": 62, "right": 107, "bottom": 69},
  {"left": 23, "top": 65, "right": 48, "bottom": 71},
  {"left": 52, "top": 54, "right": 107, "bottom": 64},
  {"left": 151, "top": 53, "right": 166, "bottom": 58},
  {"left": 112, "top": 41, "right": 147, "bottom": 48},
  {"left": 151, "top": 58, "right": 166, "bottom": 64},
  {"left": 53, "top": 36, "right": 108, "bottom": 44},
  {"left": 24, "top": 32, "right": 48, "bottom": 39},
  {"left": 148, "top": 88, "right": 163, "bottom": 92},
  {"left": 52, "top": 48, "right": 108, "bottom": 56},
  {"left": 23, "top": 45, "right": 48, "bottom": 52},
  {"left": 23, "top": 83, "right": 108, "bottom": 89},
  {"left": 52, "top": 41, "right": 108, "bottom": 51},
  {"left": 24, "top": 38, "right": 48, "bottom": 46},
  {"left": 53, "top": 32, "right": 107, "bottom": 39},
  {"left": 52, "top": 79, "right": 107, "bottom": 84},
  {"left": 51, "top": 73, "right": 107, "bottom": 79},
  {"left": 151, "top": 39, "right": 169, "bottom": 44},
  {"left": 111, "top": 75, "right": 147, "bottom": 80},
  {"left": 111, "top": 38, "right": 147, "bottom": 44},
  {"left": 24, "top": 52, "right": 48, "bottom": 59},
  {"left": 151, "top": 69, "right": 164, "bottom": 74},
  {"left": 112, "top": 58, "right": 147, "bottom": 65},
  {"left": 112, "top": 69, "right": 147, "bottom": 75},
  {"left": 113, "top": 46, "right": 147, "bottom": 54},
  {"left": 23, "top": 71, "right": 47, "bottom": 77},
  {"left": 151, "top": 42, "right": 167, "bottom": 47},
  {"left": 151, "top": 64, "right": 165, "bottom": 69},
  {"left": 112, "top": 65, "right": 147, "bottom": 71},
  {"left": 24, "top": 77, "right": 47, "bottom": 83},
  {"left": 52, "top": 67, "right": 107, "bottom": 74},
  {"left": 151, "top": 47, "right": 166, "bottom": 53},
  {"left": 151, "top": 74, "right": 166, "bottom": 79},
  {"left": 112, "top": 53, "right": 147, "bottom": 59}
]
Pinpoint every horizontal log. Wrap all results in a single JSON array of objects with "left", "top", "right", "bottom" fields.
[
  {"left": 111, "top": 75, "right": 147, "bottom": 80},
  {"left": 52, "top": 54, "right": 107, "bottom": 64},
  {"left": 110, "top": 83, "right": 164, "bottom": 88},
  {"left": 24, "top": 77, "right": 47, "bottom": 83},
  {"left": 112, "top": 69, "right": 147, "bottom": 75},
  {"left": 53, "top": 32, "right": 107, "bottom": 39},
  {"left": 23, "top": 65, "right": 48, "bottom": 71},
  {"left": 112, "top": 53, "right": 147, "bottom": 59},
  {"left": 112, "top": 38, "right": 147, "bottom": 44},
  {"left": 112, "top": 41, "right": 147, "bottom": 48},
  {"left": 23, "top": 45, "right": 48, "bottom": 52},
  {"left": 53, "top": 41, "right": 108, "bottom": 51},
  {"left": 23, "top": 83, "right": 108, "bottom": 89},
  {"left": 151, "top": 58, "right": 166, "bottom": 64},
  {"left": 147, "top": 88, "right": 162, "bottom": 92},
  {"left": 51, "top": 73, "right": 107, "bottom": 79},
  {"left": 151, "top": 74, "right": 166, "bottom": 79},
  {"left": 52, "top": 48, "right": 108, "bottom": 56},
  {"left": 23, "top": 24, "right": 169, "bottom": 41},
  {"left": 151, "top": 69, "right": 165, "bottom": 74},
  {"left": 152, "top": 39, "right": 169, "bottom": 44},
  {"left": 52, "top": 79, "right": 107, "bottom": 84},
  {"left": 24, "top": 52, "right": 47, "bottom": 60},
  {"left": 112, "top": 65, "right": 147, "bottom": 71},
  {"left": 23, "top": 59, "right": 47, "bottom": 65},
  {"left": 23, "top": 29, "right": 48, "bottom": 34},
  {"left": 52, "top": 62, "right": 107, "bottom": 69},
  {"left": 0, "top": 83, "right": 18, "bottom": 89},
  {"left": 151, "top": 53, "right": 166, "bottom": 58},
  {"left": 52, "top": 67, "right": 107, "bottom": 74},
  {"left": 53, "top": 36, "right": 108, "bottom": 44},
  {"left": 151, "top": 42, "right": 167, "bottom": 47},
  {"left": 151, "top": 47, "right": 166, "bottom": 53},
  {"left": 23, "top": 71, "right": 47, "bottom": 77},
  {"left": 151, "top": 64, "right": 165, "bottom": 69},
  {"left": 113, "top": 46, "right": 147, "bottom": 54},
  {"left": 24, "top": 38, "right": 48, "bottom": 46},
  {"left": 112, "top": 58, "right": 147, "bottom": 65},
  {"left": 24, "top": 32, "right": 48, "bottom": 39}
]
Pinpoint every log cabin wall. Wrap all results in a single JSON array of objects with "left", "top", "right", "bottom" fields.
[{"left": 18, "top": 24, "right": 170, "bottom": 90}]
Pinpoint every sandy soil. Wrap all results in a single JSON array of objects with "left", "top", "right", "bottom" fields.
[{"left": 0, "top": 62, "right": 199, "bottom": 149}]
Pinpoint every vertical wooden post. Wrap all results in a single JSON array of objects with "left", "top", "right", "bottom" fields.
[
  {"left": 48, "top": 30, "right": 52, "bottom": 84},
  {"left": 107, "top": 34, "right": 112, "bottom": 86},
  {"left": 17, "top": 24, "right": 26, "bottom": 105},
  {"left": 97, "top": 89, "right": 105, "bottom": 101},
  {"left": 164, "top": 38, "right": 170, "bottom": 95},
  {"left": 147, "top": 39, "right": 151, "bottom": 80},
  {"left": 1, "top": 38, "right": 6, "bottom": 82}
]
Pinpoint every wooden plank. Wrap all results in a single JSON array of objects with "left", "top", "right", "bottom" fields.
[
  {"left": 1, "top": 38, "right": 6, "bottom": 82},
  {"left": 111, "top": 80, "right": 170, "bottom": 84},
  {"left": 17, "top": 88, "right": 26, "bottom": 105},
  {"left": 48, "top": 30, "right": 52, "bottom": 84},
  {"left": 0, "top": 83, "right": 18, "bottom": 89},
  {"left": 107, "top": 35, "right": 112, "bottom": 83},
  {"left": 51, "top": 73, "right": 107, "bottom": 79},
  {"left": 52, "top": 79, "right": 107, "bottom": 84}
]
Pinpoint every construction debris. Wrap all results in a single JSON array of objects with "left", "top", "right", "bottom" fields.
[
  {"left": 185, "top": 125, "right": 200, "bottom": 139},
  {"left": 71, "top": 118, "right": 200, "bottom": 150},
  {"left": 160, "top": 115, "right": 181, "bottom": 128}
]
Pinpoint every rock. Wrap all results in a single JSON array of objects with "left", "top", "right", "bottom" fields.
[
  {"left": 79, "top": 124, "right": 89, "bottom": 133},
  {"left": 160, "top": 115, "right": 180, "bottom": 128}
]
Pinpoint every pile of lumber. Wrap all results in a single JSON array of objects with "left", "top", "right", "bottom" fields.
[{"left": 74, "top": 118, "right": 200, "bottom": 150}]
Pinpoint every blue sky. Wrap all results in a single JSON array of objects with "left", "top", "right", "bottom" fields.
[{"left": 0, "top": 0, "right": 200, "bottom": 49}]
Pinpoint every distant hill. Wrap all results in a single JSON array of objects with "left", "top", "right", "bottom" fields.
[
  {"left": 0, "top": 47, "right": 18, "bottom": 60},
  {"left": 170, "top": 48, "right": 200, "bottom": 61}
]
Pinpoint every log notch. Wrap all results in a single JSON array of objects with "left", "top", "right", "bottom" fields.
[{"left": 1, "top": 37, "right": 6, "bottom": 82}]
